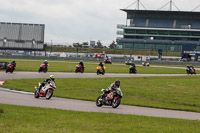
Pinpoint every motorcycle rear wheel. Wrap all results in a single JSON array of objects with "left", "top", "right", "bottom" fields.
[
  {"left": 96, "top": 96, "right": 103, "bottom": 107},
  {"left": 102, "top": 70, "right": 105, "bottom": 75},
  {"left": 112, "top": 98, "right": 121, "bottom": 108},
  {"left": 46, "top": 90, "right": 53, "bottom": 100},
  {"left": 44, "top": 69, "right": 47, "bottom": 73},
  {"left": 81, "top": 70, "right": 84, "bottom": 73}
]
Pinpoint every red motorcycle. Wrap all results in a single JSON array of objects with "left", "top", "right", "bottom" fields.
[
  {"left": 104, "top": 59, "right": 112, "bottom": 64},
  {"left": 75, "top": 64, "right": 84, "bottom": 73},
  {"left": 96, "top": 89, "right": 123, "bottom": 108},
  {"left": 38, "top": 64, "right": 48, "bottom": 73},
  {"left": 6, "top": 64, "right": 15, "bottom": 73},
  {"left": 34, "top": 81, "right": 56, "bottom": 100}
]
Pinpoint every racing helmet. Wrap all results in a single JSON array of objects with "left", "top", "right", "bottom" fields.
[
  {"left": 115, "top": 80, "right": 120, "bottom": 87},
  {"left": 50, "top": 75, "right": 55, "bottom": 81}
]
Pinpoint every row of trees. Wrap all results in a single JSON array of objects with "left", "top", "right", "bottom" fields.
[
  {"left": 72, "top": 40, "right": 117, "bottom": 49},
  {"left": 95, "top": 40, "right": 117, "bottom": 49}
]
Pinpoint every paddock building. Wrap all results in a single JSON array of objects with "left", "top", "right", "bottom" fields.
[
  {"left": 117, "top": 10, "right": 200, "bottom": 52},
  {"left": 0, "top": 22, "right": 45, "bottom": 51}
]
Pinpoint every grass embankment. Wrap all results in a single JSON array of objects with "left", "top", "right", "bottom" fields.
[
  {"left": 0, "top": 59, "right": 186, "bottom": 74},
  {"left": 2, "top": 76, "right": 200, "bottom": 112},
  {"left": 45, "top": 46, "right": 181, "bottom": 56},
  {"left": 0, "top": 104, "right": 199, "bottom": 133}
]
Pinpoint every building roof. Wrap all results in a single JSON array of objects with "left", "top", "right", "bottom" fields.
[{"left": 121, "top": 9, "right": 200, "bottom": 20}]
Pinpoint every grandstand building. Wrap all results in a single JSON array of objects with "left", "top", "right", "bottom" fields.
[
  {"left": 0, "top": 22, "right": 45, "bottom": 51},
  {"left": 117, "top": 10, "right": 200, "bottom": 52}
]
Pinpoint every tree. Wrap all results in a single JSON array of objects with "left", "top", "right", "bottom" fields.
[
  {"left": 96, "top": 40, "right": 102, "bottom": 48},
  {"left": 82, "top": 42, "right": 89, "bottom": 45},
  {"left": 109, "top": 41, "right": 117, "bottom": 49}
]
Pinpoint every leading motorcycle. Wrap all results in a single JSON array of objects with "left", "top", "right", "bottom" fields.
[
  {"left": 34, "top": 81, "right": 56, "bottom": 100},
  {"left": 186, "top": 67, "right": 196, "bottom": 75},
  {"left": 38, "top": 64, "right": 48, "bottom": 73},
  {"left": 75, "top": 64, "right": 84, "bottom": 73},
  {"left": 96, "top": 66, "right": 106, "bottom": 75},
  {"left": 129, "top": 66, "right": 136, "bottom": 74},
  {"left": 6, "top": 64, "right": 15, "bottom": 73},
  {"left": 96, "top": 89, "right": 123, "bottom": 108}
]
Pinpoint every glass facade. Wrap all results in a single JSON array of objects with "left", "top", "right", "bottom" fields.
[
  {"left": 117, "top": 10, "right": 200, "bottom": 52},
  {"left": 124, "top": 29, "right": 200, "bottom": 41},
  {"left": 117, "top": 43, "right": 182, "bottom": 51},
  {"left": 117, "top": 28, "right": 200, "bottom": 52}
]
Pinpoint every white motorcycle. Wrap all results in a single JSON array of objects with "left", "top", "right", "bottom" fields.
[{"left": 34, "top": 81, "right": 56, "bottom": 100}]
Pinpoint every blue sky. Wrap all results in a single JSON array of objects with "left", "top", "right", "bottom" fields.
[{"left": 0, "top": 0, "right": 199, "bottom": 46}]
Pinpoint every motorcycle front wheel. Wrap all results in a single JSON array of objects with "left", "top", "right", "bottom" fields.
[
  {"left": 97, "top": 70, "right": 100, "bottom": 75},
  {"left": 34, "top": 91, "right": 39, "bottom": 98},
  {"left": 112, "top": 98, "right": 121, "bottom": 108},
  {"left": 96, "top": 96, "right": 103, "bottom": 107},
  {"left": 38, "top": 68, "right": 41, "bottom": 73},
  {"left": 46, "top": 90, "right": 53, "bottom": 100}
]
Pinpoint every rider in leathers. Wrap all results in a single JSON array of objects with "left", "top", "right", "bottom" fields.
[
  {"left": 44, "top": 60, "right": 48, "bottom": 70},
  {"left": 11, "top": 60, "right": 16, "bottom": 70},
  {"left": 38, "top": 75, "right": 55, "bottom": 93},
  {"left": 103, "top": 80, "right": 123, "bottom": 102}
]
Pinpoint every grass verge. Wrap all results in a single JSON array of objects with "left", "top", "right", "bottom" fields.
[
  {"left": 0, "top": 104, "right": 199, "bottom": 133},
  {"left": 0, "top": 59, "right": 186, "bottom": 74},
  {"left": 2, "top": 76, "right": 200, "bottom": 112}
]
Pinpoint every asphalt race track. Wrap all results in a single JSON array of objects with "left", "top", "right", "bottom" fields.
[
  {"left": 0, "top": 89, "right": 200, "bottom": 121},
  {"left": 0, "top": 71, "right": 193, "bottom": 80},
  {"left": 0, "top": 71, "right": 200, "bottom": 120}
]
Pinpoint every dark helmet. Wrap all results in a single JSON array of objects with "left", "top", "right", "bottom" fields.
[
  {"left": 115, "top": 80, "right": 120, "bottom": 87},
  {"left": 12, "top": 60, "right": 15, "bottom": 63},
  {"left": 50, "top": 75, "right": 55, "bottom": 81}
]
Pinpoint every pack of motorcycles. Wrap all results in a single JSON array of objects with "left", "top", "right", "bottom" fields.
[{"left": 5, "top": 62, "right": 197, "bottom": 108}]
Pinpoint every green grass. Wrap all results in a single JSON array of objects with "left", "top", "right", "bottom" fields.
[
  {"left": 0, "top": 107, "right": 4, "bottom": 114},
  {"left": 0, "top": 59, "right": 186, "bottom": 74},
  {"left": 2, "top": 76, "right": 200, "bottom": 112},
  {"left": 46, "top": 46, "right": 181, "bottom": 56},
  {"left": 0, "top": 104, "right": 199, "bottom": 133}
]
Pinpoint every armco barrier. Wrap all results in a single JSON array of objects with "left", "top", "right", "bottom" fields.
[{"left": 0, "top": 55, "right": 200, "bottom": 66}]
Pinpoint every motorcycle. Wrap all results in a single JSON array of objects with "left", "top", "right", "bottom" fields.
[
  {"left": 96, "top": 89, "right": 123, "bottom": 108},
  {"left": 75, "top": 64, "right": 84, "bottom": 73},
  {"left": 38, "top": 64, "right": 48, "bottom": 73},
  {"left": 129, "top": 66, "right": 136, "bottom": 74},
  {"left": 104, "top": 59, "right": 112, "bottom": 64},
  {"left": 34, "top": 81, "right": 56, "bottom": 100},
  {"left": 142, "top": 62, "right": 150, "bottom": 66},
  {"left": 96, "top": 66, "right": 106, "bottom": 75},
  {"left": 186, "top": 67, "right": 196, "bottom": 75},
  {"left": 6, "top": 64, "right": 15, "bottom": 73}
]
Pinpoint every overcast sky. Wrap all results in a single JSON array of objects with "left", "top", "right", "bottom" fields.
[{"left": 0, "top": 0, "right": 200, "bottom": 46}]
